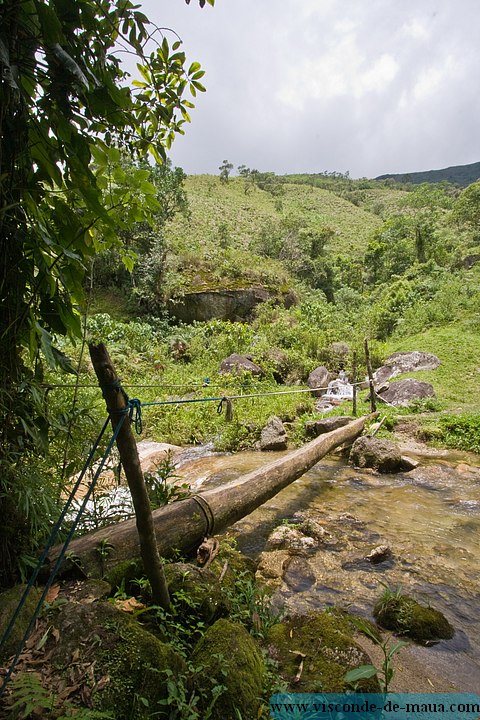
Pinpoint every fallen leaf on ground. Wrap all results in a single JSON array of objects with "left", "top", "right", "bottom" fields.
[
  {"left": 114, "top": 597, "right": 145, "bottom": 613},
  {"left": 46, "top": 584, "right": 60, "bottom": 603}
]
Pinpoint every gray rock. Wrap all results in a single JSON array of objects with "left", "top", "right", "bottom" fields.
[
  {"left": 400, "top": 455, "right": 420, "bottom": 471},
  {"left": 266, "top": 525, "right": 317, "bottom": 551},
  {"left": 220, "top": 353, "right": 264, "bottom": 376},
  {"left": 374, "top": 351, "right": 440, "bottom": 385},
  {"left": 167, "top": 287, "right": 271, "bottom": 323},
  {"left": 365, "top": 545, "right": 392, "bottom": 564},
  {"left": 259, "top": 415, "right": 288, "bottom": 451},
  {"left": 283, "top": 556, "right": 316, "bottom": 592},
  {"left": 350, "top": 436, "right": 404, "bottom": 473},
  {"left": 307, "top": 366, "right": 335, "bottom": 397},
  {"left": 304, "top": 416, "right": 352, "bottom": 438},
  {"left": 378, "top": 378, "right": 435, "bottom": 407}
]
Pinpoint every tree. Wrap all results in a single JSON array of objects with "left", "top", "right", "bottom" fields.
[
  {"left": 0, "top": 0, "right": 213, "bottom": 586},
  {"left": 452, "top": 181, "right": 480, "bottom": 240},
  {"left": 219, "top": 159, "right": 234, "bottom": 184},
  {"left": 401, "top": 183, "right": 453, "bottom": 264}
]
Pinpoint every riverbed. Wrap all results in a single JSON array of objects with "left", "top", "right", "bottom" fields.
[{"left": 176, "top": 444, "right": 480, "bottom": 691}]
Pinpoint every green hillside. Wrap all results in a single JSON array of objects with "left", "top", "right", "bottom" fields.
[
  {"left": 165, "top": 174, "right": 383, "bottom": 260},
  {"left": 87, "top": 166, "right": 480, "bottom": 454},
  {"left": 376, "top": 160, "right": 480, "bottom": 187}
]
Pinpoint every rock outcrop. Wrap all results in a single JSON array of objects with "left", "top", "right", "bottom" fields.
[
  {"left": 167, "top": 287, "right": 277, "bottom": 323},
  {"left": 377, "top": 378, "right": 436, "bottom": 407},
  {"left": 374, "top": 351, "right": 440, "bottom": 386},
  {"left": 305, "top": 416, "right": 352, "bottom": 438}
]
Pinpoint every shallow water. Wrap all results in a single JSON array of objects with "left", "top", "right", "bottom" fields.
[{"left": 177, "top": 447, "right": 480, "bottom": 682}]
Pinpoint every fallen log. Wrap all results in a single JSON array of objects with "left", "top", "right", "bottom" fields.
[{"left": 48, "top": 415, "right": 371, "bottom": 578}]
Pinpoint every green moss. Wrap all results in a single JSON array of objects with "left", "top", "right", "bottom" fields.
[
  {"left": 0, "top": 584, "right": 41, "bottom": 662},
  {"left": 266, "top": 610, "right": 380, "bottom": 692},
  {"left": 191, "top": 618, "right": 266, "bottom": 720},
  {"left": 373, "top": 594, "right": 454, "bottom": 642},
  {"left": 51, "top": 601, "right": 185, "bottom": 719},
  {"left": 104, "top": 558, "right": 143, "bottom": 593},
  {"left": 164, "top": 562, "right": 230, "bottom": 625}
]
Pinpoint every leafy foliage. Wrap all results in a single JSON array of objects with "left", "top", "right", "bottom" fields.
[{"left": 0, "top": 0, "right": 213, "bottom": 585}]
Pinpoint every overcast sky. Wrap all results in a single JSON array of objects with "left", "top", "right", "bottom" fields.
[{"left": 135, "top": 0, "right": 480, "bottom": 179}]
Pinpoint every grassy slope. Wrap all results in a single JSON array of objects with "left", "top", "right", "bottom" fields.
[
  {"left": 164, "top": 175, "right": 384, "bottom": 266},
  {"left": 382, "top": 323, "right": 480, "bottom": 413}
]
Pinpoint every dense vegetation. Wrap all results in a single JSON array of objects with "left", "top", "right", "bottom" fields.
[{"left": 3, "top": 142, "right": 480, "bottom": 588}]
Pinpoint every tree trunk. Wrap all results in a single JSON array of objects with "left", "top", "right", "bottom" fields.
[
  {"left": 48, "top": 414, "right": 372, "bottom": 578},
  {"left": 89, "top": 343, "right": 170, "bottom": 609}
]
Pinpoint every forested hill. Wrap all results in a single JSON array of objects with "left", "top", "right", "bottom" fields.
[{"left": 375, "top": 160, "right": 480, "bottom": 187}]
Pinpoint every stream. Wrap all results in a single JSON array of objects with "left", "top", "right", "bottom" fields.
[{"left": 176, "top": 444, "right": 480, "bottom": 690}]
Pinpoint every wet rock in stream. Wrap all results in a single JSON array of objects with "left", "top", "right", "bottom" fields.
[{"left": 283, "top": 556, "right": 317, "bottom": 592}]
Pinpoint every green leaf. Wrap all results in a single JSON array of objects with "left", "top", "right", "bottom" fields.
[
  {"left": 34, "top": 0, "right": 65, "bottom": 45},
  {"left": 36, "top": 323, "right": 56, "bottom": 369},
  {"left": 136, "top": 63, "right": 151, "bottom": 84},
  {"left": 344, "top": 665, "right": 378, "bottom": 683}
]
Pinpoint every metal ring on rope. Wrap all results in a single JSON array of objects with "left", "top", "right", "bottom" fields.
[{"left": 191, "top": 495, "right": 215, "bottom": 536}]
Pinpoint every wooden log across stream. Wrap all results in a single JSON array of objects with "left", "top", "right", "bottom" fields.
[{"left": 48, "top": 415, "right": 371, "bottom": 578}]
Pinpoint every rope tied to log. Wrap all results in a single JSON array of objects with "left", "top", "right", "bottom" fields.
[{"left": 217, "top": 396, "right": 233, "bottom": 421}]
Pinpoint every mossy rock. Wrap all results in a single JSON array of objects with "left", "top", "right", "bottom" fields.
[
  {"left": 50, "top": 601, "right": 185, "bottom": 719},
  {"left": 191, "top": 618, "right": 266, "bottom": 720},
  {"left": 104, "top": 557, "right": 144, "bottom": 594},
  {"left": 165, "top": 562, "right": 230, "bottom": 625},
  {"left": 0, "top": 584, "right": 41, "bottom": 662},
  {"left": 266, "top": 610, "right": 380, "bottom": 692},
  {"left": 373, "top": 594, "right": 454, "bottom": 642}
]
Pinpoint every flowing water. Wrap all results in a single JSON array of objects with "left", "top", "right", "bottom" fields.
[{"left": 177, "top": 445, "right": 480, "bottom": 689}]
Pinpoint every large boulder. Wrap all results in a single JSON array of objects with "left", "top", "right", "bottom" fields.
[
  {"left": 374, "top": 351, "right": 440, "bottom": 386},
  {"left": 350, "top": 436, "right": 404, "bottom": 473},
  {"left": 307, "top": 366, "right": 335, "bottom": 397},
  {"left": 377, "top": 378, "right": 436, "bottom": 407},
  {"left": 167, "top": 287, "right": 272, "bottom": 323},
  {"left": 374, "top": 592, "right": 454, "bottom": 642},
  {"left": 304, "top": 416, "right": 352, "bottom": 438},
  {"left": 219, "top": 353, "right": 264, "bottom": 376},
  {"left": 164, "top": 562, "right": 230, "bottom": 625},
  {"left": 266, "top": 611, "right": 379, "bottom": 692},
  {"left": 0, "top": 584, "right": 42, "bottom": 662},
  {"left": 259, "top": 415, "right": 288, "bottom": 451},
  {"left": 49, "top": 601, "right": 186, "bottom": 719},
  {"left": 191, "top": 619, "right": 266, "bottom": 720}
]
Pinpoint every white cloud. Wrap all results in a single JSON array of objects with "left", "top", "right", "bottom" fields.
[{"left": 135, "top": 0, "right": 480, "bottom": 177}]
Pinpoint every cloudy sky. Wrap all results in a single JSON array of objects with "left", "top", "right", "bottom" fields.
[{"left": 136, "top": 0, "right": 480, "bottom": 179}]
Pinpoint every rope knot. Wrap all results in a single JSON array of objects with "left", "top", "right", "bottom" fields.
[
  {"left": 128, "top": 398, "right": 143, "bottom": 434},
  {"left": 217, "top": 396, "right": 233, "bottom": 422}
]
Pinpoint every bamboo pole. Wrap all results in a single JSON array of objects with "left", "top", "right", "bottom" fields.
[
  {"left": 49, "top": 414, "right": 372, "bottom": 578},
  {"left": 89, "top": 343, "right": 170, "bottom": 609},
  {"left": 352, "top": 351, "right": 358, "bottom": 417},
  {"left": 364, "top": 338, "right": 377, "bottom": 413}
]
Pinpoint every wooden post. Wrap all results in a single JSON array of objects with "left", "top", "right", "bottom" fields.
[
  {"left": 89, "top": 343, "right": 170, "bottom": 609},
  {"left": 352, "top": 351, "right": 357, "bottom": 417},
  {"left": 364, "top": 337, "right": 377, "bottom": 413}
]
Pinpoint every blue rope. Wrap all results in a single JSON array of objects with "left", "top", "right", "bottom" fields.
[
  {"left": 0, "top": 417, "right": 110, "bottom": 661},
  {"left": 0, "top": 415, "right": 126, "bottom": 697},
  {"left": 128, "top": 398, "right": 143, "bottom": 434}
]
